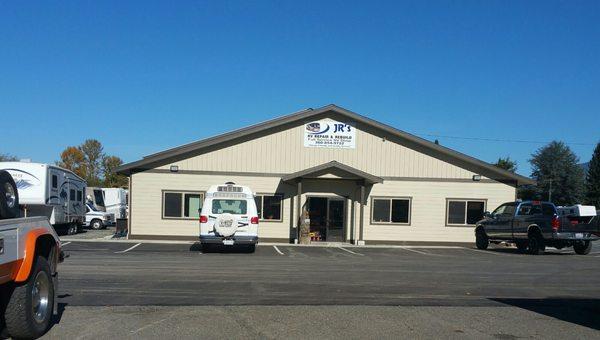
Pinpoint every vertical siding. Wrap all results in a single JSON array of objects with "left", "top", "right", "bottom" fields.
[
  {"left": 131, "top": 172, "right": 515, "bottom": 243},
  {"left": 156, "top": 117, "right": 479, "bottom": 179}
]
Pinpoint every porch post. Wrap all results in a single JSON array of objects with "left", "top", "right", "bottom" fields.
[
  {"left": 296, "top": 179, "right": 302, "bottom": 242},
  {"left": 359, "top": 182, "right": 365, "bottom": 245}
]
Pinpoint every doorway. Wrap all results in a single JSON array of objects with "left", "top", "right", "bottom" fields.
[{"left": 307, "top": 197, "right": 345, "bottom": 242}]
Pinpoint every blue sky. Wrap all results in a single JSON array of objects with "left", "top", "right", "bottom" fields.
[{"left": 1, "top": 0, "right": 598, "bottom": 177}]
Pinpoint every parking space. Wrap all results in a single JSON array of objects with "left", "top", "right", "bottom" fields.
[{"left": 46, "top": 240, "right": 600, "bottom": 338}]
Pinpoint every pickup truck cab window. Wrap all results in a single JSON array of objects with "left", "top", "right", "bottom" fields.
[{"left": 492, "top": 203, "right": 516, "bottom": 217}]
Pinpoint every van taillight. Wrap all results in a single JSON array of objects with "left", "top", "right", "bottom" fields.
[
  {"left": 551, "top": 215, "right": 560, "bottom": 232},
  {"left": 250, "top": 216, "right": 259, "bottom": 224},
  {"left": 200, "top": 215, "right": 208, "bottom": 223}
]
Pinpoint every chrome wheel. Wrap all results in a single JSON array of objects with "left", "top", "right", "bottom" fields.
[
  {"left": 31, "top": 270, "right": 51, "bottom": 324},
  {"left": 4, "top": 182, "right": 16, "bottom": 208}
]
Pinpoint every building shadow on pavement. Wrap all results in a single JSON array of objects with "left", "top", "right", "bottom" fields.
[{"left": 491, "top": 298, "right": 600, "bottom": 330}]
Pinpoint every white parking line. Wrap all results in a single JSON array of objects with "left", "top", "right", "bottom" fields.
[
  {"left": 61, "top": 242, "right": 71, "bottom": 246},
  {"left": 398, "top": 246, "right": 432, "bottom": 255},
  {"left": 115, "top": 243, "right": 141, "bottom": 254},
  {"left": 338, "top": 247, "right": 364, "bottom": 256},
  {"left": 273, "top": 246, "right": 285, "bottom": 255}
]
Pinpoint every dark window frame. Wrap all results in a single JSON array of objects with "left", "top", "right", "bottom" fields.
[
  {"left": 445, "top": 198, "right": 487, "bottom": 227},
  {"left": 51, "top": 175, "right": 58, "bottom": 189},
  {"left": 254, "top": 193, "right": 284, "bottom": 222},
  {"left": 69, "top": 189, "right": 76, "bottom": 201},
  {"left": 370, "top": 196, "right": 412, "bottom": 226},
  {"left": 161, "top": 190, "right": 205, "bottom": 220}
]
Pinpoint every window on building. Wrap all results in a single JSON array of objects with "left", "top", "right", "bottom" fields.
[
  {"left": 371, "top": 197, "right": 411, "bottom": 224},
  {"left": 254, "top": 194, "right": 283, "bottom": 221},
  {"left": 446, "top": 199, "right": 486, "bottom": 226},
  {"left": 52, "top": 175, "right": 58, "bottom": 189},
  {"left": 162, "top": 191, "right": 204, "bottom": 219},
  {"left": 69, "top": 189, "right": 76, "bottom": 201}
]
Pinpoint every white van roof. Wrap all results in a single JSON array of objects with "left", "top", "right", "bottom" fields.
[{"left": 206, "top": 183, "right": 254, "bottom": 199}]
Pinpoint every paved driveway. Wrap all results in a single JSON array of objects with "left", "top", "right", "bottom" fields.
[{"left": 39, "top": 241, "right": 600, "bottom": 339}]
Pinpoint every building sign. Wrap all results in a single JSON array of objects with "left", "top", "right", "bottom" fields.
[{"left": 304, "top": 120, "right": 356, "bottom": 149}]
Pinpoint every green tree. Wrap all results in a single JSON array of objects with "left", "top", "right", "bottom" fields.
[
  {"left": 585, "top": 142, "right": 600, "bottom": 207},
  {"left": 494, "top": 157, "right": 517, "bottom": 173},
  {"left": 102, "top": 155, "right": 128, "bottom": 188},
  {"left": 57, "top": 146, "right": 87, "bottom": 179},
  {"left": 530, "top": 141, "right": 585, "bottom": 205},
  {"left": 0, "top": 153, "right": 18, "bottom": 161},
  {"left": 80, "top": 139, "right": 104, "bottom": 186}
]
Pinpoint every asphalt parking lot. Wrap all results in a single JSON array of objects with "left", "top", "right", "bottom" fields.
[{"left": 40, "top": 241, "right": 600, "bottom": 339}]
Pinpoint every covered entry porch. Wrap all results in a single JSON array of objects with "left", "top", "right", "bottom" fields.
[{"left": 282, "top": 161, "right": 383, "bottom": 244}]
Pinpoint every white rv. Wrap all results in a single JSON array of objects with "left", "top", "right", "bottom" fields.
[
  {"left": 85, "top": 186, "right": 106, "bottom": 212},
  {"left": 102, "top": 188, "right": 128, "bottom": 219},
  {"left": 0, "top": 162, "right": 86, "bottom": 233}
]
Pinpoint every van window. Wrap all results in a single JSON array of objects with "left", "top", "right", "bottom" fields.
[
  {"left": 94, "top": 189, "right": 105, "bottom": 206},
  {"left": 52, "top": 175, "right": 58, "bottom": 189},
  {"left": 77, "top": 190, "right": 82, "bottom": 202},
  {"left": 70, "top": 189, "right": 76, "bottom": 201},
  {"left": 212, "top": 199, "right": 247, "bottom": 214}
]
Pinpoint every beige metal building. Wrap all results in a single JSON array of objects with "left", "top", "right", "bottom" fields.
[{"left": 117, "top": 104, "right": 533, "bottom": 244}]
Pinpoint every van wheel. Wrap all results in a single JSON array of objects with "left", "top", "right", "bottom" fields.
[
  {"left": 245, "top": 245, "right": 256, "bottom": 253},
  {"left": 4, "top": 256, "right": 54, "bottom": 339},
  {"left": 91, "top": 219, "right": 103, "bottom": 230},
  {"left": 0, "top": 170, "right": 20, "bottom": 219},
  {"left": 475, "top": 229, "right": 489, "bottom": 250},
  {"left": 573, "top": 241, "right": 592, "bottom": 255},
  {"left": 527, "top": 232, "right": 545, "bottom": 255}
]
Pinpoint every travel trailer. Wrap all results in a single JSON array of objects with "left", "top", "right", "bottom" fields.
[
  {"left": 0, "top": 162, "right": 86, "bottom": 233},
  {"left": 102, "top": 187, "right": 128, "bottom": 219},
  {"left": 85, "top": 186, "right": 106, "bottom": 211}
]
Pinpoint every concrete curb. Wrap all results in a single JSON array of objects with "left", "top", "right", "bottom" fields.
[{"left": 59, "top": 237, "right": 471, "bottom": 249}]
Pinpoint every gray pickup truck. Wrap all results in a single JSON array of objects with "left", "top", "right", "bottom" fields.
[{"left": 474, "top": 200, "right": 600, "bottom": 255}]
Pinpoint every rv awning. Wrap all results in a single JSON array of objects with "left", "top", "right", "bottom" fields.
[{"left": 281, "top": 161, "right": 383, "bottom": 185}]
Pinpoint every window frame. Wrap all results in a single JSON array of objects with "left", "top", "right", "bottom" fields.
[
  {"left": 161, "top": 190, "right": 205, "bottom": 220},
  {"left": 445, "top": 198, "right": 487, "bottom": 227},
  {"left": 254, "top": 193, "right": 284, "bottom": 222},
  {"left": 370, "top": 196, "right": 412, "bottom": 226}
]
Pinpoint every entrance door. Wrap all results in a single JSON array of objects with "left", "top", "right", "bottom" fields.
[{"left": 327, "top": 199, "right": 345, "bottom": 242}]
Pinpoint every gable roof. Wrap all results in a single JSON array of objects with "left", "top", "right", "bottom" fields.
[
  {"left": 282, "top": 161, "right": 384, "bottom": 185},
  {"left": 117, "top": 104, "right": 534, "bottom": 185}
]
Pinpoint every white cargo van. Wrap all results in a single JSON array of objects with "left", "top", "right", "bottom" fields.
[
  {"left": 0, "top": 162, "right": 86, "bottom": 234},
  {"left": 199, "top": 183, "right": 259, "bottom": 252}
]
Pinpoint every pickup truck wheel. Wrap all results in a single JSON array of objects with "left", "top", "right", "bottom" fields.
[
  {"left": 527, "top": 233, "right": 545, "bottom": 255},
  {"left": 4, "top": 256, "right": 54, "bottom": 339},
  {"left": 515, "top": 241, "right": 528, "bottom": 252},
  {"left": 573, "top": 241, "right": 592, "bottom": 255},
  {"left": 91, "top": 219, "right": 103, "bottom": 230},
  {"left": 0, "top": 170, "right": 20, "bottom": 219},
  {"left": 475, "top": 229, "right": 489, "bottom": 250}
]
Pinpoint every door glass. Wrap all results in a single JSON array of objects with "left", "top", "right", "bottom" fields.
[
  {"left": 327, "top": 200, "right": 344, "bottom": 242},
  {"left": 308, "top": 197, "right": 328, "bottom": 241}
]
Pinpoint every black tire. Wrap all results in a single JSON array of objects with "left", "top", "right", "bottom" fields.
[
  {"left": 90, "top": 219, "right": 103, "bottom": 230},
  {"left": 0, "top": 170, "right": 20, "bottom": 219},
  {"left": 245, "top": 244, "right": 256, "bottom": 253},
  {"left": 475, "top": 229, "right": 489, "bottom": 250},
  {"left": 527, "top": 231, "right": 545, "bottom": 255},
  {"left": 573, "top": 241, "right": 592, "bottom": 255},
  {"left": 515, "top": 240, "right": 528, "bottom": 252},
  {"left": 5, "top": 256, "right": 55, "bottom": 339}
]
